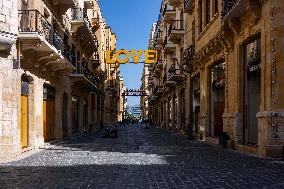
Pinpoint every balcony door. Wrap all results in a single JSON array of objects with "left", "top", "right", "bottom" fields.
[
  {"left": 43, "top": 84, "right": 55, "bottom": 142},
  {"left": 210, "top": 62, "right": 225, "bottom": 137},
  {"left": 21, "top": 74, "right": 33, "bottom": 148},
  {"left": 243, "top": 37, "right": 261, "bottom": 145}
]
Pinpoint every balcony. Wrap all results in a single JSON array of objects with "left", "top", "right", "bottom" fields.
[
  {"left": 90, "top": 10, "right": 100, "bottom": 29},
  {"left": 221, "top": 0, "right": 261, "bottom": 21},
  {"left": 18, "top": 10, "right": 75, "bottom": 71},
  {"left": 70, "top": 62, "right": 98, "bottom": 92},
  {"left": 156, "top": 60, "right": 163, "bottom": 69},
  {"left": 163, "top": 4, "right": 176, "bottom": 22},
  {"left": 164, "top": 80, "right": 177, "bottom": 88},
  {"left": 164, "top": 37, "right": 177, "bottom": 54},
  {"left": 154, "top": 66, "right": 162, "bottom": 76},
  {"left": 68, "top": 8, "right": 84, "bottom": 33},
  {"left": 74, "top": 9, "right": 98, "bottom": 55},
  {"left": 168, "top": 66, "right": 185, "bottom": 82},
  {"left": 153, "top": 86, "right": 164, "bottom": 96},
  {"left": 168, "top": 20, "right": 184, "bottom": 43},
  {"left": 183, "top": 45, "right": 195, "bottom": 70},
  {"left": 63, "top": 44, "right": 76, "bottom": 67},
  {"left": 148, "top": 79, "right": 155, "bottom": 88},
  {"left": 168, "top": 0, "right": 183, "bottom": 7},
  {"left": 157, "top": 31, "right": 164, "bottom": 46},
  {"left": 49, "top": 0, "right": 73, "bottom": 6},
  {"left": 48, "top": 0, "right": 74, "bottom": 14},
  {"left": 184, "top": 0, "right": 194, "bottom": 12}
]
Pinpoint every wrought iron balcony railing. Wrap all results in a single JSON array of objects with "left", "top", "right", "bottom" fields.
[
  {"left": 63, "top": 44, "right": 76, "bottom": 66},
  {"left": 18, "top": 10, "right": 65, "bottom": 53},
  {"left": 163, "top": 36, "right": 168, "bottom": 47},
  {"left": 82, "top": 64, "right": 97, "bottom": 85},
  {"left": 184, "top": 45, "right": 195, "bottom": 62},
  {"left": 221, "top": 0, "right": 239, "bottom": 18},
  {"left": 184, "top": 0, "right": 194, "bottom": 10},
  {"left": 153, "top": 86, "right": 163, "bottom": 95},
  {"left": 168, "top": 20, "right": 184, "bottom": 35},
  {"left": 167, "top": 64, "right": 184, "bottom": 79},
  {"left": 19, "top": 10, "right": 53, "bottom": 42},
  {"left": 162, "top": 4, "right": 175, "bottom": 15},
  {"left": 83, "top": 8, "right": 88, "bottom": 19},
  {"left": 53, "top": 30, "right": 64, "bottom": 51},
  {"left": 70, "top": 8, "right": 84, "bottom": 20}
]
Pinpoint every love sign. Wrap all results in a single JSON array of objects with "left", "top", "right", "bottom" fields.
[{"left": 106, "top": 50, "right": 157, "bottom": 64}]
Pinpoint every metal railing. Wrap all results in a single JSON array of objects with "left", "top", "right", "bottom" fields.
[
  {"left": 157, "top": 30, "right": 163, "bottom": 40},
  {"left": 19, "top": 10, "right": 79, "bottom": 67},
  {"left": 19, "top": 10, "right": 54, "bottom": 44},
  {"left": 168, "top": 64, "right": 182, "bottom": 79},
  {"left": 221, "top": 0, "right": 239, "bottom": 18},
  {"left": 63, "top": 44, "right": 75, "bottom": 66},
  {"left": 70, "top": 8, "right": 84, "bottom": 20},
  {"left": 79, "top": 63, "right": 97, "bottom": 85},
  {"left": 184, "top": 0, "right": 193, "bottom": 10},
  {"left": 83, "top": 8, "right": 88, "bottom": 19},
  {"left": 53, "top": 30, "right": 64, "bottom": 51},
  {"left": 168, "top": 20, "right": 184, "bottom": 35},
  {"left": 183, "top": 45, "right": 195, "bottom": 63},
  {"left": 153, "top": 86, "right": 163, "bottom": 94},
  {"left": 163, "top": 4, "right": 175, "bottom": 15},
  {"left": 163, "top": 36, "right": 168, "bottom": 47}
]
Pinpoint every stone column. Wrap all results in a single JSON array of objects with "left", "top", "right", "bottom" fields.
[
  {"left": 257, "top": 0, "right": 284, "bottom": 157},
  {"left": 199, "top": 66, "right": 210, "bottom": 139},
  {"left": 29, "top": 77, "right": 44, "bottom": 147}
]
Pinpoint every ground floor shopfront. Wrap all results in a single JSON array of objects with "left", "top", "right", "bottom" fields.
[
  {"left": 149, "top": 28, "right": 284, "bottom": 158},
  {"left": 0, "top": 66, "right": 104, "bottom": 159}
]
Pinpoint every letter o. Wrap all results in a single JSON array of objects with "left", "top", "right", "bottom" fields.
[{"left": 116, "top": 50, "right": 129, "bottom": 64}]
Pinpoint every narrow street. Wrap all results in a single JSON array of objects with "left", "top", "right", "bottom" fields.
[{"left": 0, "top": 125, "right": 283, "bottom": 189}]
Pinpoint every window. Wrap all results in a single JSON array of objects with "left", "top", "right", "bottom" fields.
[
  {"left": 198, "top": 0, "right": 203, "bottom": 33},
  {"left": 205, "top": 0, "right": 210, "bottom": 25},
  {"left": 245, "top": 37, "right": 261, "bottom": 76}
]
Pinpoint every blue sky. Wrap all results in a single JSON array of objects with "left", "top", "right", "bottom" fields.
[{"left": 99, "top": 0, "right": 162, "bottom": 106}]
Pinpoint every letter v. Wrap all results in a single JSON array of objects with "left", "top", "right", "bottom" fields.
[{"left": 130, "top": 50, "right": 143, "bottom": 64}]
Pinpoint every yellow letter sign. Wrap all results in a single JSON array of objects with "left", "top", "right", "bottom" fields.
[{"left": 105, "top": 50, "right": 157, "bottom": 64}]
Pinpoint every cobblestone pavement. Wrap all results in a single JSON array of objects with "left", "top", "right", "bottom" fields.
[{"left": 0, "top": 124, "right": 284, "bottom": 189}]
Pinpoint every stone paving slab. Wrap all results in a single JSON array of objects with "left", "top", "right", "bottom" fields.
[{"left": 0, "top": 124, "right": 284, "bottom": 189}]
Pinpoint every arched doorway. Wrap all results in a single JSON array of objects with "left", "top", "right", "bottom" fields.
[
  {"left": 210, "top": 62, "right": 225, "bottom": 138},
  {"left": 21, "top": 74, "right": 33, "bottom": 148},
  {"left": 43, "top": 84, "right": 55, "bottom": 142}
]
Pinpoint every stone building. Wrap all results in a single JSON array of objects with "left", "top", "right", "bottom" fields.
[
  {"left": 146, "top": 0, "right": 284, "bottom": 157},
  {"left": 118, "top": 76, "right": 127, "bottom": 122},
  {"left": 148, "top": 0, "right": 187, "bottom": 132},
  {"left": 140, "top": 24, "right": 156, "bottom": 121},
  {"left": 0, "top": 0, "right": 115, "bottom": 159},
  {"left": 103, "top": 26, "right": 124, "bottom": 126}
]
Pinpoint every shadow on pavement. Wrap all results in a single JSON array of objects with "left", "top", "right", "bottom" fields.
[{"left": 0, "top": 124, "right": 284, "bottom": 189}]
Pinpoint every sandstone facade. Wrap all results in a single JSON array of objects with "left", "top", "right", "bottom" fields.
[
  {"left": 146, "top": 0, "right": 284, "bottom": 158},
  {"left": 0, "top": 0, "right": 125, "bottom": 160}
]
